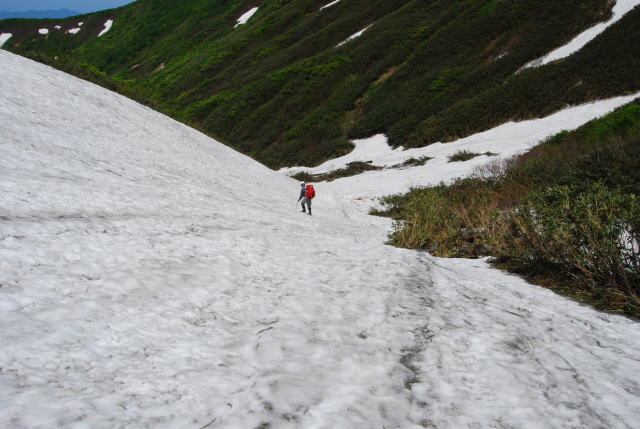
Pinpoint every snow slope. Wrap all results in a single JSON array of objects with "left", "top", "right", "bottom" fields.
[
  {"left": 1, "top": 50, "right": 640, "bottom": 429},
  {"left": 523, "top": 0, "right": 640, "bottom": 68}
]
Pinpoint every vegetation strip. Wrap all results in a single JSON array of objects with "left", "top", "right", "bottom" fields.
[{"left": 373, "top": 100, "right": 640, "bottom": 317}]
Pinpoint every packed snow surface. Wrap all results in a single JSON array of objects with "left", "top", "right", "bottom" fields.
[
  {"left": 523, "top": 0, "right": 640, "bottom": 68},
  {"left": 38, "top": 28, "right": 49, "bottom": 35},
  {"left": 282, "top": 92, "right": 640, "bottom": 202},
  {"left": 2, "top": 50, "right": 640, "bottom": 429},
  {"left": 68, "top": 27, "right": 81, "bottom": 34},
  {"left": 336, "top": 24, "right": 372, "bottom": 47},
  {"left": 320, "top": 0, "right": 342, "bottom": 10},
  {"left": 98, "top": 19, "right": 114, "bottom": 37},
  {"left": 234, "top": 7, "right": 259, "bottom": 27},
  {"left": 0, "top": 32, "right": 11, "bottom": 47}
]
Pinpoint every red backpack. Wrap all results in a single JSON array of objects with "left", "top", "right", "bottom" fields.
[{"left": 305, "top": 184, "right": 315, "bottom": 199}]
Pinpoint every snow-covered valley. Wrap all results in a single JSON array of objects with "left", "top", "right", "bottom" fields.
[{"left": 1, "top": 50, "right": 640, "bottom": 429}]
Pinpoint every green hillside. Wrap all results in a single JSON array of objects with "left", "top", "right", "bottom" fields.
[{"left": 2, "top": 0, "right": 639, "bottom": 168}]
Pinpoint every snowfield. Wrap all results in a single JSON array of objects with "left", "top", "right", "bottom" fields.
[
  {"left": 38, "top": 28, "right": 49, "bottom": 35},
  {"left": 1, "top": 50, "right": 640, "bottom": 429},
  {"left": 68, "top": 27, "right": 81, "bottom": 35},
  {"left": 523, "top": 0, "right": 640, "bottom": 69}
]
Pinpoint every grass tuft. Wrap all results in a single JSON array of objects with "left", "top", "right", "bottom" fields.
[{"left": 448, "top": 150, "right": 481, "bottom": 162}]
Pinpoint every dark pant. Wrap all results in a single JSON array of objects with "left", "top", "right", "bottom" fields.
[{"left": 301, "top": 197, "right": 312, "bottom": 212}]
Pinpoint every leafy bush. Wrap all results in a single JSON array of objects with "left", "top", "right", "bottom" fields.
[
  {"left": 382, "top": 180, "right": 502, "bottom": 257},
  {"left": 504, "top": 183, "right": 639, "bottom": 312}
]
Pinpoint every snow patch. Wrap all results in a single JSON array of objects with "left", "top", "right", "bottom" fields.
[
  {"left": 68, "top": 27, "right": 81, "bottom": 35},
  {"left": 282, "top": 93, "right": 640, "bottom": 201},
  {"left": 98, "top": 19, "right": 113, "bottom": 37},
  {"left": 523, "top": 0, "right": 640, "bottom": 69},
  {"left": 78, "top": 21, "right": 84, "bottom": 26},
  {"left": 54, "top": 25, "right": 62, "bottom": 30},
  {"left": 234, "top": 7, "right": 259, "bottom": 27},
  {"left": 38, "top": 28, "right": 49, "bottom": 35},
  {"left": 320, "top": 0, "right": 342, "bottom": 10},
  {"left": 0, "top": 33, "right": 12, "bottom": 47},
  {"left": 336, "top": 24, "right": 372, "bottom": 47}
]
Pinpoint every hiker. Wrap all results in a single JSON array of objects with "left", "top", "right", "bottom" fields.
[{"left": 298, "top": 181, "right": 315, "bottom": 215}]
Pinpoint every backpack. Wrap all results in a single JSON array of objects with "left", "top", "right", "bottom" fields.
[{"left": 305, "top": 184, "right": 315, "bottom": 199}]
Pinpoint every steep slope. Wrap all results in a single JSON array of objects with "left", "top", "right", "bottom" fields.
[
  {"left": 2, "top": 50, "right": 640, "bottom": 429},
  {"left": 0, "top": 49, "right": 429, "bottom": 428},
  {"left": 2, "top": 0, "right": 639, "bottom": 167}
]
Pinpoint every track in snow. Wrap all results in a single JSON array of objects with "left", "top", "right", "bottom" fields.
[{"left": 1, "top": 50, "right": 639, "bottom": 429}]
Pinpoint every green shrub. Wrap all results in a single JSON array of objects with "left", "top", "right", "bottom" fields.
[
  {"left": 504, "top": 183, "right": 639, "bottom": 312},
  {"left": 291, "top": 171, "right": 316, "bottom": 182},
  {"left": 381, "top": 180, "right": 502, "bottom": 257},
  {"left": 290, "top": 161, "right": 381, "bottom": 182},
  {"left": 448, "top": 150, "right": 481, "bottom": 162}
]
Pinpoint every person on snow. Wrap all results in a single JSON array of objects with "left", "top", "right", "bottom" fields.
[{"left": 298, "top": 181, "right": 315, "bottom": 215}]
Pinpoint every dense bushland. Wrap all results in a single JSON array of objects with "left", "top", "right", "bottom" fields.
[
  {"left": 4, "top": 0, "right": 639, "bottom": 168},
  {"left": 374, "top": 100, "right": 640, "bottom": 317}
]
